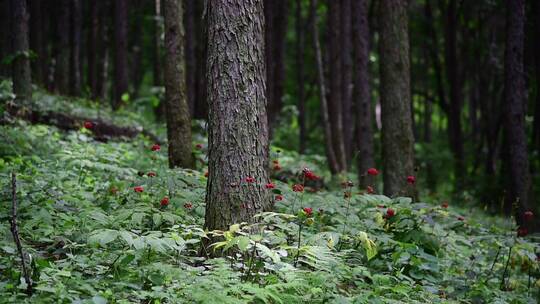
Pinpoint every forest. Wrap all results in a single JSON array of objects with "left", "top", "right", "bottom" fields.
[{"left": 0, "top": 0, "right": 539, "bottom": 303}]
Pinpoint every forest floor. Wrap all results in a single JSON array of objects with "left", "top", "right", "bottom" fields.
[{"left": 1, "top": 88, "right": 539, "bottom": 303}]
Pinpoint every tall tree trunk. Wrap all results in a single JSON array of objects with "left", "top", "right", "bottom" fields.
[
  {"left": 95, "top": 0, "right": 110, "bottom": 101},
  {"left": 113, "top": 0, "right": 129, "bottom": 110},
  {"left": 311, "top": 0, "right": 340, "bottom": 174},
  {"left": 69, "top": 0, "right": 82, "bottom": 95},
  {"left": 10, "top": 0, "right": 32, "bottom": 103},
  {"left": 379, "top": 0, "right": 415, "bottom": 196},
  {"left": 184, "top": 0, "right": 196, "bottom": 116},
  {"left": 163, "top": 0, "right": 194, "bottom": 169},
  {"left": 88, "top": 0, "right": 99, "bottom": 98},
  {"left": 444, "top": 0, "right": 465, "bottom": 190},
  {"left": 194, "top": 0, "right": 208, "bottom": 120},
  {"left": 28, "top": 0, "right": 44, "bottom": 85},
  {"left": 54, "top": 0, "right": 70, "bottom": 94},
  {"left": 204, "top": 0, "right": 271, "bottom": 232},
  {"left": 341, "top": 0, "right": 353, "bottom": 167},
  {"left": 153, "top": 0, "right": 162, "bottom": 87},
  {"left": 352, "top": 0, "right": 375, "bottom": 188},
  {"left": 328, "top": 0, "right": 347, "bottom": 171},
  {"left": 129, "top": 0, "right": 144, "bottom": 99},
  {"left": 0, "top": 0, "right": 11, "bottom": 78},
  {"left": 533, "top": 0, "right": 540, "bottom": 151},
  {"left": 296, "top": 0, "right": 306, "bottom": 154},
  {"left": 504, "top": 0, "right": 533, "bottom": 228}
]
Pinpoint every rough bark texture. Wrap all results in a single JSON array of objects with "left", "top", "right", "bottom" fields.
[
  {"left": 129, "top": 0, "right": 145, "bottom": 98},
  {"left": 533, "top": 0, "right": 540, "bottom": 151},
  {"left": 88, "top": 0, "right": 99, "bottom": 98},
  {"left": 10, "top": 0, "right": 32, "bottom": 103},
  {"left": 352, "top": 0, "right": 375, "bottom": 188},
  {"left": 311, "top": 0, "right": 340, "bottom": 174},
  {"left": 0, "top": 0, "right": 10, "bottom": 78},
  {"left": 95, "top": 0, "right": 110, "bottom": 101},
  {"left": 504, "top": 0, "right": 532, "bottom": 228},
  {"left": 296, "top": 0, "right": 306, "bottom": 154},
  {"left": 328, "top": 1, "right": 347, "bottom": 172},
  {"left": 54, "top": 0, "right": 70, "bottom": 94},
  {"left": 28, "top": 0, "right": 44, "bottom": 85},
  {"left": 379, "top": 0, "right": 415, "bottom": 196},
  {"left": 153, "top": 0, "right": 162, "bottom": 87},
  {"left": 163, "top": 0, "right": 194, "bottom": 169},
  {"left": 69, "top": 0, "right": 82, "bottom": 95},
  {"left": 204, "top": 0, "right": 271, "bottom": 232},
  {"left": 341, "top": 0, "right": 353, "bottom": 167},
  {"left": 113, "top": 0, "right": 129, "bottom": 109}
]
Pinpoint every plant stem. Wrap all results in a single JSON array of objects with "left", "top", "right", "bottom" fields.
[
  {"left": 338, "top": 184, "right": 353, "bottom": 250},
  {"left": 294, "top": 223, "right": 303, "bottom": 267},
  {"left": 500, "top": 246, "right": 513, "bottom": 290}
]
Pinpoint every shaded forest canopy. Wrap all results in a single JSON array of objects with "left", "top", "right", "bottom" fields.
[{"left": 1, "top": 0, "right": 539, "bottom": 303}]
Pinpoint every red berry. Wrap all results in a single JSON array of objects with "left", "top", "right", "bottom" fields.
[
  {"left": 517, "top": 227, "right": 528, "bottom": 237},
  {"left": 406, "top": 175, "right": 416, "bottom": 184},
  {"left": 265, "top": 183, "right": 275, "bottom": 189},
  {"left": 160, "top": 196, "right": 169, "bottom": 206},
  {"left": 441, "top": 202, "right": 449, "bottom": 208},
  {"left": 275, "top": 194, "right": 284, "bottom": 201},
  {"left": 386, "top": 208, "right": 395, "bottom": 217},
  {"left": 147, "top": 172, "right": 157, "bottom": 177},
  {"left": 457, "top": 216, "right": 465, "bottom": 221},
  {"left": 366, "top": 186, "right": 375, "bottom": 194},
  {"left": 195, "top": 143, "right": 203, "bottom": 149},
  {"left": 184, "top": 202, "right": 193, "bottom": 209},
  {"left": 367, "top": 168, "right": 379, "bottom": 176},
  {"left": 134, "top": 186, "right": 144, "bottom": 193},
  {"left": 292, "top": 184, "right": 304, "bottom": 192},
  {"left": 273, "top": 164, "right": 282, "bottom": 171},
  {"left": 303, "top": 207, "right": 313, "bottom": 217},
  {"left": 245, "top": 176, "right": 255, "bottom": 183},
  {"left": 524, "top": 211, "right": 534, "bottom": 221},
  {"left": 151, "top": 144, "right": 161, "bottom": 151},
  {"left": 83, "top": 121, "right": 94, "bottom": 129}
]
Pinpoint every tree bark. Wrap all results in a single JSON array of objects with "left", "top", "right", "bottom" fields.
[
  {"left": 328, "top": 0, "right": 347, "bottom": 172},
  {"left": 129, "top": 0, "right": 145, "bottom": 99},
  {"left": 113, "top": 0, "right": 129, "bottom": 110},
  {"left": 341, "top": 0, "right": 353, "bottom": 167},
  {"left": 379, "top": 0, "right": 415, "bottom": 196},
  {"left": 311, "top": 0, "right": 340, "bottom": 174},
  {"left": 10, "top": 0, "right": 32, "bottom": 103},
  {"left": 163, "top": 0, "right": 194, "bottom": 169},
  {"left": 95, "top": 0, "right": 110, "bottom": 101},
  {"left": 28, "top": 0, "right": 44, "bottom": 85},
  {"left": 54, "top": 0, "right": 70, "bottom": 95},
  {"left": 204, "top": 0, "right": 271, "bottom": 232},
  {"left": 352, "top": 0, "right": 375, "bottom": 188},
  {"left": 296, "top": 0, "right": 306, "bottom": 154},
  {"left": 153, "top": 0, "right": 162, "bottom": 87},
  {"left": 0, "top": 0, "right": 11, "bottom": 78},
  {"left": 69, "top": 0, "right": 82, "bottom": 95},
  {"left": 88, "top": 0, "right": 99, "bottom": 98},
  {"left": 504, "top": 0, "right": 533, "bottom": 228},
  {"left": 184, "top": 0, "right": 196, "bottom": 116},
  {"left": 533, "top": 0, "right": 540, "bottom": 151}
]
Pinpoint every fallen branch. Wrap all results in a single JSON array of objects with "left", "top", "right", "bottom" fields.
[
  {"left": 9, "top": 172, "right": 33, "bottom": 295},
  {"left": 3, "top": 104, "right": 162, "bottom": 144}
]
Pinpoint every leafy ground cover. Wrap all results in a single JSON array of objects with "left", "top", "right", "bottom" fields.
[{"left": 1, "top": 92, "right": 539, "bottom": 303}]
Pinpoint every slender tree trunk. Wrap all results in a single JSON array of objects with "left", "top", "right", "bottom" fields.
[
  {"left": 184, "top": 0, "right": 196, "bottom": 116},
  {"left": 28, "top": 0, "right": 44, "bottom": 85},
  {"left": 296, "top": 0, "right": 306, "bottom": 154},
  {"left": 533, "top": 0, "right": 540, "bottom": 151},
  {"left": 444, "top": 0, "right": 465, "bottom": 190},
  {"left": 341, "top": 0, "right": 353, "bottom": 167},
  {"left": 10, "top": 0, "right": 32, "bottom": 103},
  {"left": 194, "top": 0, "right": 208, "bottom": 120},
  {"left": 88, "top": 0, "right": 99, "bottom": 98},
  {"left": 95, "top": 0, "right": 110, "bottom": 101},
  {"left": 352, "top": 0, "right": 375, "bottom": 188},
  {"left": 504, "top": 0, "right": 533, "bottom": 228},
  {"left": 153, "top": 0, "right": 162, "bottom": 87},
  {"left": 129, "top": 0, "right": 144, "bottom": 99},
  {"left": 204, "top": 0, "right": 271, "bottom": 232},
  {"left": 311, "top": 0, "right": 340, "bottom": 174},
  {"left": 69, "top": 0, "right": 82, "bottom": 95},
  {"left": 0, "top": 0, "right": 11, "bottom": 78},
  {"left": 163, "top": 0, "right": 194, "bottom": 169},
  {"left": 113, "top": 0, "right": 129, "bottom": 110},
  {"left": 54, "top": 0, "right": 70, "bottom": 94},
  {"left": 328, "top": 0, "right": 347, "bottom": 171},
  {"left": 379, "top": 0, "right": 415, "bottom": 196}
]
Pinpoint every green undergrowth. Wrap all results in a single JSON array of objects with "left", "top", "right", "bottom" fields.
[{"left": 0, "top": 93, "right": 539, "bottom": 303}]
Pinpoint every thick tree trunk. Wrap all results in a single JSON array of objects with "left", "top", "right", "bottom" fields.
[
  {"left": 113, "top": 0, "right": 129, "bottom": 110},
  {"left": 328, "top": 0, "right": 347, "bottom": 172},
  {"left": 341, "top": 0, "right": 353, "bottom": 167},
  {"left": 184, "top": 0, "right": 196, "bottom": 116},
  {"left": 69, "top": 0, "right": 82, "bottom": 95},
  {"left": 54, "top": 0, "right": 70, "bottom": 94},
  {"left": 352, "top": 0, "right": 375, "bottom": 188},
  {"left": 311, "top": 0, "right": 340, "bottom": 174},
  {"left": 28, "top": 0, "right": 44, "bottom": 85},
  {"left": 153, "top": 0, "right": 162, "bottom": 87},
  {"left": 444, "top": 0, "right": 465, "bottom": 190},
  {"left": 129, "top": 0, "right": 144, "bottom": 99},
  {"left": 504, "top": 0, "right": 533, "bottom": 228},
  {"left": 95, "top": 0, "right": 110, "bottom": 101},
  {"left": 194, "top": 0, "right": 208, "bottom": 120},
  {"left": 0, "top": 0, "right": 11, "bottom": 78},
  {"left": 204, "top": 0, "right": 271, "bottom": 231},
  {"left": 88, "top": 0, "right": 99, "bottom": 98},
  {"left": 533, "top": 0, "right": 540, "bottom": 151},
  {"left": 10, "top": 0, "right": 32, "bottom": 103},
  {"left": 163, "top": 0, "right": 194, "bottom": 169},
  {"left": 296, "top": 0, "right": 306, "bottom": 154},
  {"left": 379, "top": 0, "right": 415, "bottom": 196}
]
